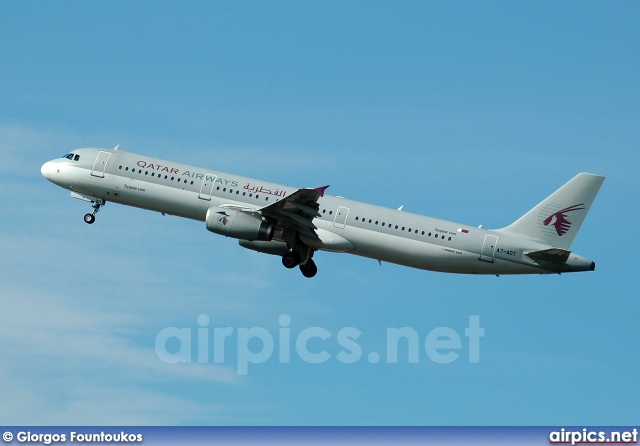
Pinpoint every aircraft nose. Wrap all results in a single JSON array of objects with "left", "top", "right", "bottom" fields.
[{"left": 41, "top": 161, "right": 53, "bottom": 180}]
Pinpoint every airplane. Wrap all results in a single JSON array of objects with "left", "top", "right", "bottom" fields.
[{"left": 41, "top": 147, "right": 605, "bottom": 278}]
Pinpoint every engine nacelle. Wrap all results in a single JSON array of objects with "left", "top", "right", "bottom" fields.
[
  {"left": 206, "top": 207, "right": 274, "bottom": 241},
  {"left": 239, "top": 239, "right": 288, "bottom": 256}
]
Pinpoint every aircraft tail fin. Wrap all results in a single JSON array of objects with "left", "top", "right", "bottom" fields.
[{"left": 496, "top": 172, "right": 605, "bottom": 250}]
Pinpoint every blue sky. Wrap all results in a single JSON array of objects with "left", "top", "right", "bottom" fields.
[{"left": 0, "top": 1, "right": 638, "bottom": 425}]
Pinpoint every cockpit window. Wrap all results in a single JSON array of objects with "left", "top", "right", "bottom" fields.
[{"left": 62, "top": 153, "right": 80, "bottom": 161}]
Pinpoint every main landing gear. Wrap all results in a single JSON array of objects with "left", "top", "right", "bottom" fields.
[
  {"left": 281, "top": 249, "right": 318, "bottom": 278},
  {"left": 84, "top": 199, "right": 105, "bottom": 224},
  {"left": 282, "top": 251, "right": 301, "bottom": 269},
  {"left": 299, "top": 259, "right": 318, "bottom": 278}
]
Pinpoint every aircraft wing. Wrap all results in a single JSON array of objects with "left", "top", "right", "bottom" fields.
[{"left": 257, "top": 185, "right": 329, "bottom": 239}]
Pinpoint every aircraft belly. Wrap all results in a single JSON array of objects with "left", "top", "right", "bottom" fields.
[
  {"left": 299, "top": 227, "right": 354, "bottom": 252},
  {"left": 343, "top": 227, "right": 546, "bottom": 274},
  {"left": 120, "top": 181, "right": 206, "bottom": 220},
  {"left": 76, "top": 171, "right": 207, "bottom": 221}
]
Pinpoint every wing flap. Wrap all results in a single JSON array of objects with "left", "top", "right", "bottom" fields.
[
  {"left": 290, "top": 201, "right": 322, "bottom": 218},
  {"left": 274, "top": 209, "right": 318, "bottom": 230},
  {"left": 258, "top": 185, "right": 329, "bottom": 240}
]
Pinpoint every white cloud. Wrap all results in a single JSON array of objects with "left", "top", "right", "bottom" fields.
[{"left": 0, "top": 282, "right": 242, "bottom": 424}]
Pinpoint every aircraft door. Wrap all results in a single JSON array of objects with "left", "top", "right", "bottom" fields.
[
  {"left": 333, "top": 206, "right": 349, "bottom": 229},
  {"left": 198, "top": 173, "right": 218, "bottom": 200},
  {"left": 480, "top": 234, "right": 498, "bottom": 262},
  {"left": 91, "top": 151, "right": 111, "bottom": 178}
]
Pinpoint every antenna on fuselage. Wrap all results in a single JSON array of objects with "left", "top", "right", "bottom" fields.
[
  {"left": 397, "top": 205, "right": 404, "bottom": 211},
  {"left": 113, "top": 145, "right": 119, "bottom": 151}
]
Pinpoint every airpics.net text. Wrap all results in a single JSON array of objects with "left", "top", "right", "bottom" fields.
[{"left": 155, "top": 315, "right": 484, "bottom": 375}]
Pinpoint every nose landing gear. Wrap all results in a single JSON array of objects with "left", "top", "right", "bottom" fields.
[{"left": 84, "top": 199, "right": 105, "bottom": 224}]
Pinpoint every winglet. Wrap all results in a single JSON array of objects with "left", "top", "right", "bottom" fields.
[{"left": 315, "top": 185, "right": 330, "bottom": 197}]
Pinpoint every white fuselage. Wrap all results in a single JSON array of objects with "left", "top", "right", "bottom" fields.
[{"left": 41, "top": 148, "right": 596, "bottom": 276}]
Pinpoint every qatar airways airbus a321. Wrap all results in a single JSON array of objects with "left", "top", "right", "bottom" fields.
[{"left": 41, "top": 147, "right": 604, "bottom": 278}]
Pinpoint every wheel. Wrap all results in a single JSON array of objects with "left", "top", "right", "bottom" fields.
[
  {"left": 84, "top": 213, "right": 95, "bottom": 224},
  {"left": 299, "top": 259, "right": 318, "bottom": 278},
  {"left": 282, "top": 251, "right": 301, "bottom": 269}
]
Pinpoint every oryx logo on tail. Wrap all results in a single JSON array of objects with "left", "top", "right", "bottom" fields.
[{"left": 543, "top": 204, "right": 585, "bottom": 236}]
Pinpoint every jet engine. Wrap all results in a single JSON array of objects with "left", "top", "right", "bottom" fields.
[
  {"left": 205, "top": 207, "right": 274, "bottom": 241},
  {"left": 238, "top": 239, "right": 288, "bottom": 256}
]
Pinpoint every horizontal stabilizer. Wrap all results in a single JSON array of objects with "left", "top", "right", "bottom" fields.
[{"left": 525, "top": 248, "right": 571, "bottom": 263}]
